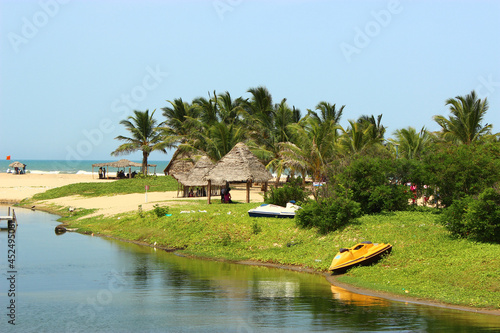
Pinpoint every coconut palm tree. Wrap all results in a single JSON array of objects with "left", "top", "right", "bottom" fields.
[
  {"left": 161, "top": 98, "right": 200, "bottom": 142},
  {"left": 433, "top": 90, "right": 492, "bottom": 144},
  {"left": 338, "top": 120, "right": 375, "bottom": 155},
  {"left": 389, "top": 126, "right": 431, "bottom": 159},
  {"left": 112, "top": 109, "right": 170, "bottom": 174}
]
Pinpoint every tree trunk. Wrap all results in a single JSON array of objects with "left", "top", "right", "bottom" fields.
[{"left": 142, "top": 151, "right": 148, "bottom": 175}]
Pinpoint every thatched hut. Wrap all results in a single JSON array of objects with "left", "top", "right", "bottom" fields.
[
  {"left": 92, "top": 159, "right": 157, "bottom": 179},
  {"left": 179, "top": 156, "right": 224, "bottom": 197},
  {"left": 204, "top": 142, "right": 272, "bottom": 203},
  {"left": 9, "top": 161, "right": 26, "bottom": 174},
  {"left": 164, "top": 149, "right": 209, "bottom": 196}
]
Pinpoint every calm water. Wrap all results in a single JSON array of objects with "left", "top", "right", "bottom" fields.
[{"left": 1, "top": 208, "right": 499, "bottom": 332}]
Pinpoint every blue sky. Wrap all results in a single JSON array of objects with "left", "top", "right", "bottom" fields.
[{"left": 1, "top": 0, "right": 499, "bottom": 162}]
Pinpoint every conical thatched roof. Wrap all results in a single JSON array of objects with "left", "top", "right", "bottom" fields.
[
  {"left": 9, "top": 161, "right": 25, "bottom": 168},
  {"left": 180, "top": 156, "right": 223, "bottom": 187},
  {"left": 204, "top": 142, "right": 272, "bottom": 183},
  {"left": 164, "top": 149, "right": 201, "bottom": 176}
]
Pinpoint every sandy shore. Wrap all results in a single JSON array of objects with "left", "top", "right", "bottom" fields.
[
  {"left": 0, "top": 173, "right": 266, "bottom": 216},
  {"left": 0, "top": 173, "right": 110, "bottom": 204}
]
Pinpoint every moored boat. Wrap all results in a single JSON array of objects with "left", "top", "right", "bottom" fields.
[
  {"left": 247, "top": 202, "right": 301, "bottom": 218},
  {"left": 329, "top": 241, "right": 392, "bottom": 274}
]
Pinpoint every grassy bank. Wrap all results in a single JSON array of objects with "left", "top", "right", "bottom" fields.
[
  {"left": 28, "top": 176, "right": 178, "bottom": 201},
  {"left": 51, "top": 200, "right": 500, "bottom": 310}
]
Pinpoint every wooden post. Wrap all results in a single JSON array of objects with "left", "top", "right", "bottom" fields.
[
  {"left": 246, "top": 179, "right": 251, "bottom": 203},
  {"left": 207, "top": 180, "right": 212, "bottom": 204}
]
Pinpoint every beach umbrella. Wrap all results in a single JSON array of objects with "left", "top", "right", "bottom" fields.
[{"left": 9, "top": 161, "right": 26, "bottom": 168}]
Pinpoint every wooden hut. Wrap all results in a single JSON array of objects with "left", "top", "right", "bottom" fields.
[
  {"left": 92, "top": 159, "right": 156, "bottom": 179},
  {"left": 164, "top": 149, "right": 209, "bottom": 196},
  {"left": 204, "top": 142, "right": 272, "bottom": 203},
  {"left": 179, "top": 156, "right": 224, "bottom": 197}
]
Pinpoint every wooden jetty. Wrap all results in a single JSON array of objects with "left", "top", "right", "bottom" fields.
[{"left": 0, "top": 207, "right": 18, "bottom": 231}]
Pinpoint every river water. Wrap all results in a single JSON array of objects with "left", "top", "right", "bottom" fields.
[{"left": 1, "top": 208, "right": 499, "bottom": 332}]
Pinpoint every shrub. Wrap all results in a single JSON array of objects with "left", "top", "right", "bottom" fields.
[
  {"left": 334, "top": 156, "right": 417, "bottom": 214},
  {"left": 440, "top": 188, "right": 500, "bottom": 243},
  {"left": 264, "top": 180, "right": 308, "bottom": 207},
  {"left": 424, "top": 143, "right": 500, "bottom": 207},
  {"left": 295, "top": 196, "right": 361, "bottom": 234},
  {"left": 251, "top": 221, "right": 262, "bottom": 235},
  {"left": 152, "top": 204, "right": 169, "bottom": 218}
]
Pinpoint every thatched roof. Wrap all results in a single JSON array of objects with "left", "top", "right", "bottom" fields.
[
  {"left": 204, "top": 142, "right": 272, "bottom": 183},
  {"left": 164, "top": 149, "right": 197, "bottom": 175},
  {"left": 92, "top": 159, "right": 156, "bottom": 168},
  {"left": 9, "top": 161, "right": 25, "bottom": 168},
  {"left": 180, "top": 156, "right": 224, "bottom": 187}
]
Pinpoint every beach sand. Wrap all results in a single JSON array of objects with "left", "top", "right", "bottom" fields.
[{"left": 0, "top": 173, "right": 266, "bottom": 216}]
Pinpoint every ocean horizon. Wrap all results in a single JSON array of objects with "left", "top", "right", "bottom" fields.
[{"left": 1, "top": 159, "right": 170, "bottom": 175}]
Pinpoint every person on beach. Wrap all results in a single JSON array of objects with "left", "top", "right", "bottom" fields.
[
  {"left": 99, "top": 167, "right": 103, "bottom": 179},
  {"left": 103, "top": 168, "right": 106, "bottom": 178},
  {"left": 224, "top": 188, "right": 232, "bottom": 203}
]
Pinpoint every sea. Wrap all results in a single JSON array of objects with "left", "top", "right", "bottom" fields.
[{"left": 0, "top": 159, "right": 170, "bottom": 175}]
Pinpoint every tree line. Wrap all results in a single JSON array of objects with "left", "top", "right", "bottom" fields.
[
  {"left": 111, "top": 87, "right": 497, "bottom": 179},
  {"left": 111, "top": 87, "right": 500, "bottom": 241}
]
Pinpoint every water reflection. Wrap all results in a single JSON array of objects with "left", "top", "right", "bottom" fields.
[{"left": 1, "top": 207, "right": 499, "bottom": 333}]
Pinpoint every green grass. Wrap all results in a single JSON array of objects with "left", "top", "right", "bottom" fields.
[
  {"left": 27, "top": 176, "right": 178, "bottom": 201},
  {"left": 60, "top": 203, "right": 500, "bottom": 309}
]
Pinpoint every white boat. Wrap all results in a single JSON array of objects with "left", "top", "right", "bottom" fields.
[{"left": 247, "top": 202, "right": 301, "bottom": 218}]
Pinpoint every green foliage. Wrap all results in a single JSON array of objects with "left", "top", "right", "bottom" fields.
[
  {"left": 31, "top": 176, "right": 178, "bottom": 200},
  {"left": 137, "top": 205, "right": 144, "bottom": 218},
  {"left": 424, "top": 142, "right": 500, "bottom": 207},
  {"left": 264, "top": 180, "right": 308, "bottom": 207},
  {"left": 335, "top": 156, "right": 416, "bottom": 214},
  {"left": 295, "top": 196, "right": 361, "bottom": 234},
  {"left": 440, "top": 188, "right": 500, "bottom": 242},
  {"left": 252, "top": 221, "right": 262, "bottom": 235},
  {"left": 152, "top": 204, "right": 169, "bottom": 218}
]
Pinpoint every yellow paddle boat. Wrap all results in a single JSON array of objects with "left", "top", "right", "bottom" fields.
[{"left": 329, "top": 241, "right": 392, "bottom": 274}]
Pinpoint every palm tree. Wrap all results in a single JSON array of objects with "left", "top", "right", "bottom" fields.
[
  {"left": 358, "top": 114, "right": 385, "bottom": 142},
  {"left": 161, "top": 98, "right": 200, "bottom": 141},
  {"left": 338, "top": 120, "right": 375, "bottom": 154},
  {"left": 389, "top": 126, "right": 431, "bottom": 159},
  {"left": 112, "top": 109, "right": 170, "bottom": 174},
  {"left": 433, "top": 90, "right": 492, "bottom": 144},
  {"left": 282, "top": 114, "right": 338, "bottom": 182}
]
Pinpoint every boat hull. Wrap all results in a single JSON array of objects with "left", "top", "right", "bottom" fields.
[
  {"left": 247, "top": 203, "right": 300, "bottom": 218},
  {"left": 329, "top": 242, "right": 392, "bottom": 274}
]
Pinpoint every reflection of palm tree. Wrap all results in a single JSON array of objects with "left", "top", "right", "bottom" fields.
[
  {"left": 389, "top": 126, "right": 431, "bottom": 159},
  {"left": 433, "top": 90, "right": 492, "bottom": 144},
  {"left": 112, "top": 110, "right": 170, "bottom": 174}
]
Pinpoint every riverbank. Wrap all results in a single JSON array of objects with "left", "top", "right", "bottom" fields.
[{"left": 11, "top": 176, "right": 500, "bottom": 315}]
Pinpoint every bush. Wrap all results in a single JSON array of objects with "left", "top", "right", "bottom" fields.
[
  {"left": 424, "top": 143, "right": 500, "bottom": 207},
  {"left": 295, "top": 196, "right": 361, "bottom": 234},
  {"left": 152, "top": 204, "right": 169, "bottom": 218},
  {"left": 440, "top": 188, "right": 500, "bottom": 242},
  {"left": 334, "top": 156, "right": 417, "bottom": 214},
  {"left": 264, "top": 180, "right": 308, "bottom": 207}
]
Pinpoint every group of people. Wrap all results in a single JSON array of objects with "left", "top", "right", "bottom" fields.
[
  {"left": 6, "top": 166, "right": 26, "bottom": 174},
  {"left": 98, "top": 167, "right": 107, "bottom": 179},
  {"left": 188, "top": 188, "right": 207, "bottom": 197}
]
